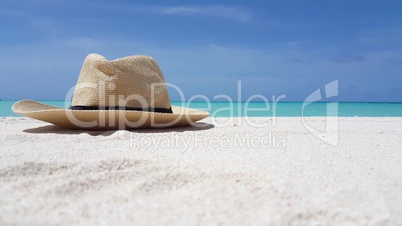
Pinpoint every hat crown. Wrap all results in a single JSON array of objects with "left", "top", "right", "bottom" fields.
[{"left": 71, "top": 53, "right": 171, "bottom": 110}]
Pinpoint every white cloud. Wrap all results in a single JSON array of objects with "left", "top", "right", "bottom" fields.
[
  {"left": 333, "top": 55, "right": 365, "bottom": 64},
  {"left": 0, "top": 9, "right": 29, "bottom": 17},
  {"left": 157, "top": 6, "right": 251, "bottom": 22},
  {"left": 1, "top": 35, "right": 401, "bottom": 100},
  {"left": 97, "top": 4, "right": 251, "bottom": 22}
]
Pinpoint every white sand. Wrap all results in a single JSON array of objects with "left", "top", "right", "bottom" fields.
[{"left": 1, "top": 117, "right": 402, "bottom": 225}]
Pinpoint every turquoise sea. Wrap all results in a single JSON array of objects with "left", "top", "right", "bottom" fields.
[{"left": 1, "top": 100, "right": 402, "bottom": 117}]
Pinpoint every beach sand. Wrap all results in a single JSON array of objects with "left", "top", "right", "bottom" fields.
[{"left": 1, "top": 117, "right": 402, "bottom": 225}]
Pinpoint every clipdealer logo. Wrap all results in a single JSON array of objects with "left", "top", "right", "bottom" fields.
[
  {"left": 129, "top": 131, "right": 286, "bottom": 152},
  {"left": 65, "top": 79, "right": 339, "bottom": 147}
]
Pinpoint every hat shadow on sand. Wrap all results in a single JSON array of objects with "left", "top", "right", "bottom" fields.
[{"left": 23, "top": 122, "right": 215, "bottom": 136}]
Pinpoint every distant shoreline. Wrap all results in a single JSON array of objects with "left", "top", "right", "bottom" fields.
[
  {"left": 2, "top": 100, "right": 402, "bottom": 117},
  {"left": 1, "top": 100, "right": 402, "bottom": 103}
]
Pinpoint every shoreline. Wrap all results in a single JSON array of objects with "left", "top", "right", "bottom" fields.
[
  {"left": 1, "top": 117, "right": 402, "bottom": 225},
  {"left": 2, "top": 101, "right": 402, "bottom": 118}
]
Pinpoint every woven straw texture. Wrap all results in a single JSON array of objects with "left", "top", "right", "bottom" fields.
[
  {"left": 72, "top": 53, "right": 170, "bottom": 109},
  {"left": 12, "top": 53, "right": 209, "bottom": 129},
  {"left": 12, "top": 100, "right": 209, "bottom": 129}
]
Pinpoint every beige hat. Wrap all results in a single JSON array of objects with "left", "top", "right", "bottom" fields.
[{"left": 12, "top": 53, "right": 209, "bottom": 130}]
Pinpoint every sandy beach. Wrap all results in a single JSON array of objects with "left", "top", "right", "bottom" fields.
[{"left": 1, "top": 116, "right": 402, "bottom": 225}]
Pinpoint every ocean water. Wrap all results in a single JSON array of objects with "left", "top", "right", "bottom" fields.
[{"left": 1, "top": 100, "right": 402, "bottom": 117}]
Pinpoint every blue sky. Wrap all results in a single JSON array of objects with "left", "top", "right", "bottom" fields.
[{"left": 1, "top": 0, "right": 401, "bottom": 102}]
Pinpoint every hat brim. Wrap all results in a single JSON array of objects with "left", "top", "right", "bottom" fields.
[{"left": 12, "top": 100, "right": 210, "bottom": 130}]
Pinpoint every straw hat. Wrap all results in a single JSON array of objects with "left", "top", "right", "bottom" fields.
[{"left": 12, "top": 53, "right": 209, "bottom": 130}]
